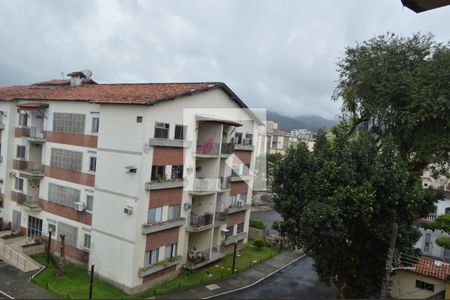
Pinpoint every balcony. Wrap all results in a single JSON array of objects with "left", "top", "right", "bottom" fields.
[
  {"left": 195, "top": 141, "right": 220, "bottom": 157},
  {"left": 138, "top": 256, "right": 181, "bottom": 277},
  {"left": 221, "top": 143, "right": 234, "bottom": 155},
  {"left": 214, "top": 212, "right": 227, "bottom": 226},
  {"left": 148, "top": 138, "right": 190, "bottom": 148},
  {"left": 11, "top": 191, "right": 41, "bottom": 211},
  {"left": 21, "top": 126, "right": 46, "bottom": 143},
  {"left": 145, "top": 179, "right": 184, "bottom": 191},
  {"left": 234, "top": 138, "right": 253, "bottom": 151},
  {"left": 228, "top": 203, "right": 251, "bottom": 214},
  {"left": 13, "top": 160, "right": 44, "bottom": 179},
  {"left": 224, "top": 232, "right": 247, "bottom": 245},
  {"left": 142, "top": 218, "right": 185, "bottom": 234},
  {"left": 189, "top": 178, "right": 219, "bottom": 195},
  {"left": 186, "top": 213, "right": 214, "bottom": 232},
  {"left": 185, "top": 247, "right": 225, "bottom": 270}
]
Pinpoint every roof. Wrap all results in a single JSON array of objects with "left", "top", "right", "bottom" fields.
[
  {"left": 196, "top": 114, "right": 242, "bottom": 127},
  {"left": 0, "top": 82, "right": 247, "bottom": 107},
  {"left": 32, "top": 79, "right": 97, "bottom": 86},
  {"left": 17, "top": 102, "right": 49, "bottom": 109},
  {"left": 411, "top": 257, "right": 450, "bottom": 281},
  {"left": 401, "top": 0, "right": 450, "bottom": 12}
]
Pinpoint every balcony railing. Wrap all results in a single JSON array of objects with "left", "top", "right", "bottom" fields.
[
  {"left": 186, "top": 213, "right": 214, "bottom": 232},
  {"left": 11, "top": 192, "right": 41, "bottom": 211},
  {"left": 214, "top": 212, "right": 227, "bottom": 226},
  {"left": 142, "top": 218, "right": 185, "bottom": 234},
  {"left": 145, "top": 178, "right": 184, "bottom": 191},
  {"left": 185, "top": 247, "right": 225, "bottom": 269},
  {"left": 228, "top": 201, "right": 250, "bottom": 214},
  {"left": 221, "top": 143, "right": 234, "bottom": 155},
  {"left": 196, "top": 141, "right": 220, "bottom": 155},
  {"left": 193, "top": 178, "right": 220, "bottom": 192},
  {"left": 14, "top": 160, "right": 44, "bottom": 177},
  {"left": 21, "top": 126, "right": 46, "bottom": 142}
]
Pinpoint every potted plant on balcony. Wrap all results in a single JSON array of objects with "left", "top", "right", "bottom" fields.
[{"left": 155, "top": 173, "right": 167, "bottom": 183}]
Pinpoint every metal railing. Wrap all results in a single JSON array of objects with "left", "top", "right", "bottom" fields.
[
  {"left": 15, "top": 160, "right": 44, "bottom": 174},
  {"left": 196, "top": 142, "right": 220, "bottom": 155},
  {"left": 221, "top": 143, "right": 234, "bottom": 154},
  {"left": 188, "top": 213, "right": 214, "bottom": 228},
  {"left": 11, "top": 192, "right": 40, "bottom": 209},
  {"left": 22, "top": 126, "right": 45, "bottom": 139}
]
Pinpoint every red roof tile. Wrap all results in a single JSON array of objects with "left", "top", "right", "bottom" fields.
[
  {"left": 412, "top": 257, "right": 450, "bottom": 281},
  {"left": 0, "top": 82, "right": 246, "bottom": 107},
  {"left": 17, "top": 102, "right": 49, "bottom": 108}
]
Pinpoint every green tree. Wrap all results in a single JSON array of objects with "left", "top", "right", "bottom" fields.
[
  {"left": 273, "top": 126, "right": 438, "bottom": 298},
  {"left": 430, "top": 215, "right": 450, "bottom": 250},
  {"left": 333, "top": 33, "right": 450, "bottom": 172},
  {"left": 267, "top": 153, "right": 283, "bottom": 187}
]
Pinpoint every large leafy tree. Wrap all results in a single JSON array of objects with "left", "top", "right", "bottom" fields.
[
  {"left": 333, "top": 33, "right": 450, "bottom": 173},
  {"left": 273, "top": 125, "right": 438, "bottom": 298}
]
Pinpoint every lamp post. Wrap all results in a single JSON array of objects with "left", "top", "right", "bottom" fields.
[
  {"left": 232, "top": 241, "right": 237, "bottom": 275},
  {"left": 89, "top": 264, "right": 95, "bottom": 299}
]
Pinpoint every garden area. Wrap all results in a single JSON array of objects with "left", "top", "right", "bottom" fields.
[
  {"left": 29, "top": 239, "right": 278, "bottom": 299},
  {"left": 30, "top": 253, "right": 127, "bottom": 299}
]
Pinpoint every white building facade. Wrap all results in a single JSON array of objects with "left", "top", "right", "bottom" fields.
[{"left": 0, "top": 76, "right": 262, "bottom": 292}]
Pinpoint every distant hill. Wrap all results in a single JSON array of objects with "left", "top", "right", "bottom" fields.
[{"left": 267, "top": 111, "right": 337, "bottom": 132}]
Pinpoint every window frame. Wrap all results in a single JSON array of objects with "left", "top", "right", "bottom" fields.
[
  {"left": 83, "top": 233, "right": 91, "bottom": 249},
  {"left": 15, "top": 178, "right": 24, "bottom": 191},
  {"left": 151, "top": 165, "right": 166, "bottom": 181},
  {"left": 86, "top": 195, "right": 94, "bottom": 212},
  {"left": 236, "top": 222, "right": 244, "bottom": 234},
  {"left": 154, "top": 122, "right": 169, "bottom": 139},
  {"left": 89, "top": 156, "right": 97, "bottom": 172},
  {"left": 164, "top": 243, "right": 177, "bottom": 259},
  {"left": 171, "top": 165, "right": 183, "bottom": 180},
  {"left": 168, "top": 204, "right": 181, "bottom": 220},
  {"left": 147, "top": 207, "right": 163, "bottom": 224},
  {"left": 144, "top": 248, "right": 159, "bottom": 265},
  {"left": 91, "top": 117, "right": 99, "bottom": 133},
  {"left": 174, "top": 125, "right": 186, "bottom": 140},
  {"left": 16, "top": 145, "right": 26, "bottom": 159}
]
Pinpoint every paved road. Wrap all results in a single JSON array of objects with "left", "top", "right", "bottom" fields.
[
  {"left": 251, "top": 208, "right": 282, "bottom": 234},
  {"left": 0, "top": 259, "right": 55, "bottom": 299},
  {"left": 215, "top": 256, "right": 336, "bottom": 299}
]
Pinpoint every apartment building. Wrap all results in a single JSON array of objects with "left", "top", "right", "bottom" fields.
[{"left": 0, "top": 72, "right": 262, "bottom": 292}]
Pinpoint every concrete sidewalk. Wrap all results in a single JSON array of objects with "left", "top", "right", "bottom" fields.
[{"left": 157, "top": 250, "right": 305, "bottom": 299}]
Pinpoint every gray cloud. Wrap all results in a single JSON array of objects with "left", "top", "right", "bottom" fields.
[{"left": 0, "top": 0, "right": 448, "bottom": 119}]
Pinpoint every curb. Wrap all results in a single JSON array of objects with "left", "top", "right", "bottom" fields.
[{"left": 202, "top": 253, "right": 306, "bottom": 299}]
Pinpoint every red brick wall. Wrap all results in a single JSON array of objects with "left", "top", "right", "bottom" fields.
[
  {"left": 234, "top": 151, "right": 251, "bottom": 165},
  {"left": 39, "top": 199, "right": 92, "bottom": 225},
  {"left": 44, "top": 131, "right": 98, "bottom": 148},
  {"left": 152, "top": 147, "right": 183, "bottom": 165},
  {"left": 227, "top": 211, "right": 246, "bottom": 226},
  {"left": 42, "top": 235, "right": 89, "bottom": 264},
  {"left": 143, "top": 265, "right": 176, "bottom": 283},
  {"left": 230, "top": 181, "right": 248, "bottom": 196},
  {"left": 146, "top": 227, "right": 179, "bottom": 250},
  {"left": 149, "top": 188, "right": 183, "bottom": 208},
  {"left": 44, "top": 166, "right": 95, "bottom": 187}
]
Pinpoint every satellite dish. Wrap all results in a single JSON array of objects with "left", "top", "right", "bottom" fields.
[{"left": 81, "top": 69, "right": 93, "bottom": 80}]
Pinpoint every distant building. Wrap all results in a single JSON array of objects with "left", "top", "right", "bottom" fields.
[{"left": 265, "top": 121, "right": 315, "bottom": 155}]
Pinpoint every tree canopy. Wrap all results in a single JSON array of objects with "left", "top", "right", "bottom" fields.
[
  {"left": 273, "top": 125, "right": 438, "bottom": 298},
  {"left": 333, "top": 33, "right": 450, "bottom": 172}
]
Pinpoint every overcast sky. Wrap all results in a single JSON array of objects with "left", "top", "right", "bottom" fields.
[{"left": 0, "top": 1, "right": 448, "bottom": 119}]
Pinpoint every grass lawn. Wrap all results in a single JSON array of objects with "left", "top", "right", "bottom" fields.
[
  {"left": 30, "top": 253, "right": 128, "bottom": 299},
  {"left": 128, "top": 240, "right": 279, "bottom": 299}
]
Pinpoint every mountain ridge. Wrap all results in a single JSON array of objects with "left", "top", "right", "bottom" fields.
[{"left": 267, "top": 110, "right": 337, "bottom": 131}]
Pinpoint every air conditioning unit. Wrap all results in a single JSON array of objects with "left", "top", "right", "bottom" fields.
[
  {"left": 124, "top": 206, "right": 133, "bottom": 215},
  {"left": 74, "top": 202, "right": 85, "bottom": 212}
]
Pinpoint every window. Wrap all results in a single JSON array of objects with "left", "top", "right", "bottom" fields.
[
  {"left": 136, "top": 116, "right": 143, "bottom": 123},
  {"left": 53, "top": 113, "right": 85, "bottom": 134},
  {"left": 50, "top": 148, "right": 82, "bottom": 172},
  {"left": 164, "top": 243, "right": 177, "bottom": 259},
  {"left": 235, "top": 132, "right": 243, "bottom": 144},
  {"left": 445, "top": 207, "right": 450, "bottom": 215},
  {"left": 86, "top": 195, "right": 94, "bottom": 211},
  {"left": 171, "top": 165, "right": 183, "bottom": 180},
  {"left": 19, "top": 113, "right": 28, "bottom": 127},
  {"left": 91, "top": 117, "right": 99, "bottom": 133},
  {"left": 57, "top": 222, "right": 78, "bottom": 247},
  {"left": 89, "top": 156, "right": 97, "bottom": 172},
  {"left": 416, "top": 280, "right": 434, "bottom": 291},
  {"left": 229, "top": 195, "right": 237, "bottom": 207},
  {"left": 237, "top": 222, "right": 244, "bottom": 234},
  {"left": 144, "top": 248, "right": 159, "bottom": 265},
  {"left": 154, "top": 122, "right": 169, "bottom": 139},
  {"left": 232, "top": 164, "right": 240, "bottom": 176},
  {"left": 174, "top": 125, "right": 186, "bottom": 140},
  {"left": 15, "top": 178, "right": 24, "bottom": 191},
  {"left": 147, "top": 207, "right": 163, "bottom": 224},
  {"left": 151, "top": 165, "right": 165, "bottom": 181},
  {"left": 84, "top": 233, "right": 91, "bottom": 249},
  {"left": 245, "top": 133, "right": 253, "bottom": 145},
  {"left": 168, "top": 205, "right": 181, "bottom": 220},
  {"left": 16, "top": 145, "right": 26, "bottom": 159},
  {"left": 226, "top": 225, "right": 234, "bottom": 237},
  {"left": 48, "top": 183, "right": 80, "bottom": 208},
  {"left": 240, "top": 193, "right": 247, "bottom": 204}
]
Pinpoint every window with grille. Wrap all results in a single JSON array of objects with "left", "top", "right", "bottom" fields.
[
  {"left": 18, "top": 113, "right": 28, "bottom": 127},
  {"left": 154, "top": 122, "right": 169, "bottom": 139},
  {"left": 57, "top": 222, "right": 78, "bottom": 247},
  {"left": 84, "top": 233, "right": 91, "bottom": 249},
  {"left": 151, "top": 165, "right": 165, "bottom": 181},
  {"left": 15, "top": 178, "right": 24, "bottom": 191},
  {"left": 91, "top": 117, "right": 99, "bottom": 133},
  {"left": 171, "top": 165, "right": 183, "bottom": 180},
  {"left": 148, "top": 207, "right": 163, "bottom": 224},
  {"left": 237, "top": 222, "right": 244, "bottom": 234},
  {"left": 174, "top": 125, "right": 186, "bottom": 140},
  {"left": 164, "top": 243, "right": 177, "bottom": 259},
  {"left": 16, "top": 145, "right": 26, "bottom": 159},
  {"left": 86, "top": 195, "right": 94, "bottom": 211},
  {"left": 144, "top": 248, "right": 159, "bottom": 265},
  {"left": 415, "top": 280, "right": 434, "bottom": 291},
  {"left": 226, "top": 225, "right": 234, "bottom": 237},
  {"left": 50, "top": 148, "right": 82, "bottom": 171},
  {"left": 48, "top": 183, "right": 80, "bottom": 208},
  {"left": 168, "top": 205, "right": 181, "bottom": 220},
  {"left": 53, "top": 113, "right": 85, "bottom": 134}
]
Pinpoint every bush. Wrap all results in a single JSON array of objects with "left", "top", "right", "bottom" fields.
[
  {"left": 253, "top": 239, "right": 265, "bottom": 250},
  {"left": 249, "top": 219, "right": 265, "bottom": 230},
  {"left": 435, "top": 236, "right": 450, "bottom": 250}
]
